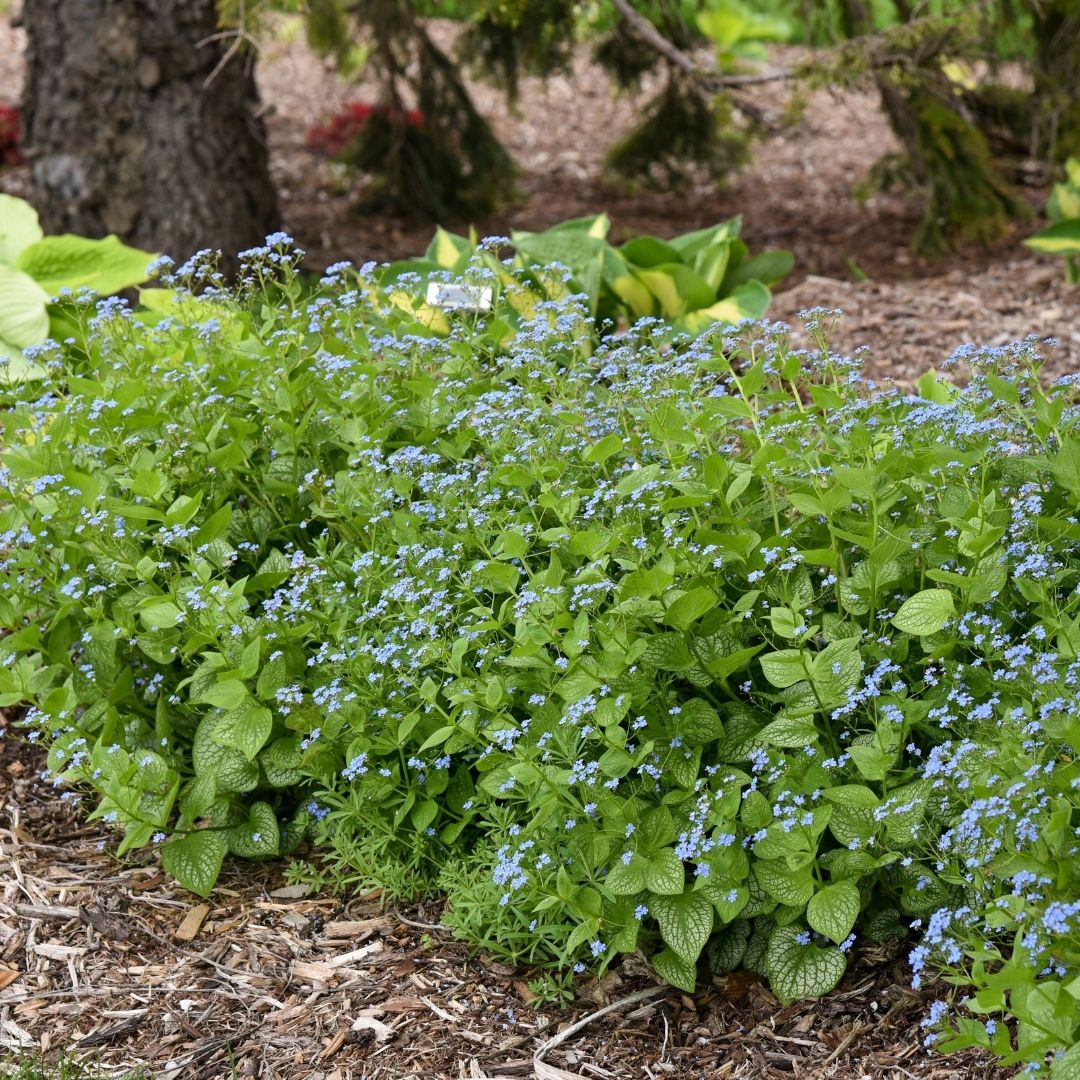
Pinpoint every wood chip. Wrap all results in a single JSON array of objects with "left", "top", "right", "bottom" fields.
[
  {"left": 320, "top": 1027, "right": 349, "bottom": 1059},
  {"left": 32, "top": 942, "right": 87, "bottom": 960},
  {"left": 174, "top": 904, "right": 211, "bottom": 943},
  {"left": 281, "top": 910, "right": 311, "bottom": 933},
  {"left": 325, "top": 942, "right": 382, "bottom": 968},
  {"left": 268, "top": 883, "right": 310, "bottom": 899},
  {"left": 0, "top": 968, "right": 21, "bottom": 990},
  {"left": 379, "top": 995, "right": 424, "bottom": 1013},
  {"left": 16, "top": 904, "right": 81, "bottom": 921},
  {"left": 320, "top": 917, "right": 389, "bottom": 940},
  {"left": 291, "top": 960, "right": 343, "bottom": 987},
  {"left": 351, "top": 1014, "right": 395, "bottom": 1042}
]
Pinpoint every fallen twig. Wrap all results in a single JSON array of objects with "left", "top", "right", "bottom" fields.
[{"left": 532, "top": 985, "right": 668, "bottom": 1080}]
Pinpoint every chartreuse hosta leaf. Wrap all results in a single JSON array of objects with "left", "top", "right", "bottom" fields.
[
  {"left": 0, "top": 266, "right": 50, "bottom": 348},
  {"left": 766, "top": 926, "right": 847, "bottom": 1005},
  {"left": 0, "top": 195, "right": 155, "bottom": 383},
  {"left": 161, "top": 829, "right": 227, "bottom": 898},
  {"left": 384, "top": 212, "right": 790, "bottom": 336},
  {"left": 18, "top": 233, "right": 158, "bottom": 297},
  {"left": 0, "top": 193, "right": 44, "bottom": 265},
  {"left": 1024, "top": 219, "right": 1080, "bottom": 256}
]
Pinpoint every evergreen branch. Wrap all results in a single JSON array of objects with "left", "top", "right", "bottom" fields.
[{"left": 607, "top": 0, "right": 792, "bottom": 91}]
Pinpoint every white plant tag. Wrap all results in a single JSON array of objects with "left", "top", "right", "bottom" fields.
[{"left": 425, "top": 281, "right": 493, "bottom": 312}]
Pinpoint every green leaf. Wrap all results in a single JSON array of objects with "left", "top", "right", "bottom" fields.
[
  {"left": 1051, "top": 1041, "right": 1080, "bottom": 1080},
  {"left": 753, "top": 860, "right": 814, "bottom": 908},
  {"left": 758, "top": 716, "right": 818, "bottom": 747},
  {"left": 17, "top": 234, "right": 156, "bottom": 296},
  {"left": 650, "top": 890, "right": 714, "bottom": 963},
  {"left": 676, "top": 699, "right": 725, "bottom": 744},
  {"left": 664, "top": 587, "right": 716, "bottom": 631},
  {"left": 217, "top": 702, "right": 273, "bottom": 760},
  {"left": 806, "top": 881, "right": 861, "bottom": 944},
  {"left": 259, "top": 735, "right": 304, "bottom": 787},
  {"left": 766, "top": 926, "right": 847, "bottom": 1004},
  {"left": 161, "top": 829, "right": 227, "bottom": 897},
  {"left": 768, "top": 606, "right": 802, "bottom": 639},
  {"left": 226, "top": 801, "right": 280, "bottom": 858},
  {"left": 645, "top": 848, "right": 686, "bottom": 895},
  {"left": 198, "top": 679, "right": 249, "bottom": 711},
  {"left": 620, "top": 235, "right": 683, "bottom": 268},
  {"left": 846, "top": 743, "right": 892, "bottom": 782},
  {"left": 473, "top": 559, "right": 520, "bottom": 593},
  {"left": 651, "top": 947, "right": 698, "bottom": 992},
  {"left": 140, "top": 600, "right": 184, "bottom": 630},
  {"left": 1051, "top": 439, "right": 1080, "bottom": 495},
  {"left": 424, "top": 226, "right": 473, "bottom": 270},
  {"left": 632, "top": 263, "right": 715, "bottom": 317},
  {"left": 811, "top": 639, "right": 863, "bottom": 699},
  {"left": 707, "top": 920, "right": 751, "bottom": 973},
  {"left": 1024, "top": 218, "right": 1080, "bottom": 256},
  {"left": 643, "top": 632, "right": 692, "bottom": 670},
  {"left": 583, "top": 433, "right": 623, "bottom": 465},
  {"left": 606, "top": 853, "right": 648, "bottom": 895},
  {"left": 703, "top": 880, "right": 749, "bottom": 924},
  {"left": 0, "top": 194, "right": 44, "bottom": 265},
  {"left": 759, "top": 649, "right": 807, "bottom": 688},
  {"left": 0, "top": 339, "right": 46, "bottom": 383},
  {"left": 915, "top": 369, "right": 955, "bottom": 404},
  {"left": 890, "top": 590, "right": 955, "bottom": 636},
  {"left": 741, "top": 789, "right": 773, "bottom": 830},
  {"left": 723, "top": 248, "right": 794, "bottom": 288},
  {"left": 0, "top": 266, "right": 50, "bottom": 349},
  {"left": 676, "top": 280, "right": 771, "bottom": 334}
]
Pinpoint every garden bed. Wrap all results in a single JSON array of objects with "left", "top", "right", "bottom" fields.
[
  {"left": 0, "top": 7, "right": 1074, "bottom": 1078},
  {"left": 0, "top": 732, "right": 1002, "bottom": 1079}
]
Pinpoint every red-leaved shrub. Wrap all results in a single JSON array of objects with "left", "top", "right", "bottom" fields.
[
  {"left": 0, "top": 104, "right": 22, "bottom": 167},
  {"left": 307, "top": 102, "right": 423, "bottom": 158}
]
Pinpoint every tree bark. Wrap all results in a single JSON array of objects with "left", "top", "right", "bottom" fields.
[{"left": 21, "top": 0, "right": 280, "bottom": 267}]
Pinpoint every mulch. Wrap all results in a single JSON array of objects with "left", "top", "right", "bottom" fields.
[{"left": 0, "top": 729, "right": 1008, "bottom": 1080}]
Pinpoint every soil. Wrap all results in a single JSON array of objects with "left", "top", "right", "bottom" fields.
[{"left": 0, "top": 10, "right": 1068, "bottom": 1077}]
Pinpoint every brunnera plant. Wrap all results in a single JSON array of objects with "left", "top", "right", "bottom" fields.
[{"left": 2, "top": 240, "right": 1080, "bottom": 1075}]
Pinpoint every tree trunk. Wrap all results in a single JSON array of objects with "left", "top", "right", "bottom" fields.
[{"left": 21, "top": 0, "right": 280, "bottom": 267}]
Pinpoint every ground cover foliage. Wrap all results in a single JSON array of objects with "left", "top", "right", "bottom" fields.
[{"left": 1, "top": 239, "right": 1080, "bottom": 1075}]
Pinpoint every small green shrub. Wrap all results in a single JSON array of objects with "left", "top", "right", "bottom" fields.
[{"left": 4, "top": 237, "right": 1080, "bottom": 1075}]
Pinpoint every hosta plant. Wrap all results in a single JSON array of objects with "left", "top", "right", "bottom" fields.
[
  {"left": 5, "top": 240, "right": 1080, "bottom": 1076},
  {"left": 1024, "top": 157, "right": 1080, "bottom": 283},
  {"left": 380, "top": 213, "right": 793, "bottom": 335},
  {"left": 0, "top": 194, "right": 155, "bottom": 382}
]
